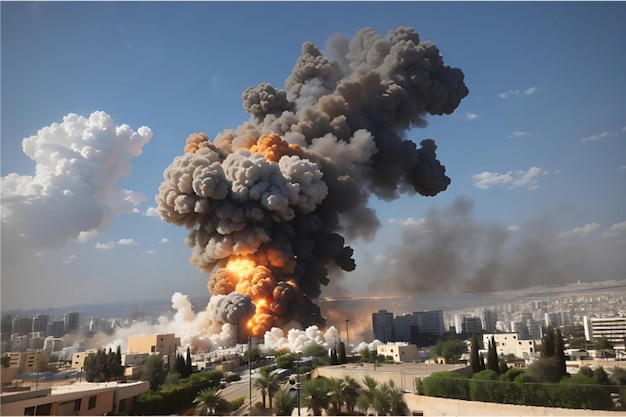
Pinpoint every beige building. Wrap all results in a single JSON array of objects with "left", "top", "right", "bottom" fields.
[
  {"left": 376, "top": 342, "right": 419, "bottom": 363},
  {"left": 6, "top": 351, "right": 50, "bottom": 375},
  {"left": 127, "top": 333, "right": 180, "bottom": 369},
  {"left": 1, "top": 381, "right": 149, "bottom": 416},
  {"left": 483, "top": 333, "right": 536, "bottom": 359}
]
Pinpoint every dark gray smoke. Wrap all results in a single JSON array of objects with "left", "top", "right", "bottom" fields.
[
  {"left": 369, "top": 197, "right": 625, "bottom": 294},
  {"left": 156, "top": 26, "right": 468, "bottom": 336}
]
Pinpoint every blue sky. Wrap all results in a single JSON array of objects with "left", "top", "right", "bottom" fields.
[{"left": 2, "top": 1, "right": 625, "bottom": 312}]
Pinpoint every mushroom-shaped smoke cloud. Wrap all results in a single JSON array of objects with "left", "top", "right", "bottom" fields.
[{"left": 156, "top": 26, "right": 468, "bottom": 339}]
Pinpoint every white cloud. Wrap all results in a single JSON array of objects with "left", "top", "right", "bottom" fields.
[
  {"left": 508, "top": 130, "right": 531, "bottom": 138},
  {"left": 466, "top": 112, "right": 478, "bottom": 120},
  {"left": 499, "top": 89, "right": 520, "bottom": 99},
  {"left": 499, "top": 86, "right": 539, "bottom": 98},
  {"left": 144, "top": 206, "right": 159, "bottom": 217},
  {"left": 581, "top": 131, "right": 611, "bottom": 143},
  {"left": 524, "top": 86, "right": 539, "bottom": 95},
  {"left": 507, "top": 225, "right": 521, "bottom": 232},
  {"left": 472, "top": 166, "right": 547, "bottom": 190},
  {"left": 0, "top": 112, "right": 153, "bottom": 253},
  {"left": 558, "top": 223, "right": 601, "bottom": 239},
  {"left": 159, "top": 238, "right": 170, "bottom": 244},
  {"left": 145, "top": 249, "right": 156, "bottom": 255},
  {"left": 117, "top": 238, "right": 138, "bottom": 246},
  {"left": 602, "top": 221, "right": 626, "bottom": 239},
  {"left": 64, "top": 254, "right": 76, "bottom": 264},
  {"left": 95, "top": 242, "right": 115, "bottom": 250},
  {"left": 619, "top": 165, "right": 626, "bottom": 171},
  {"left": 581, "top": 127, "right": 625, "bottom": 143}
]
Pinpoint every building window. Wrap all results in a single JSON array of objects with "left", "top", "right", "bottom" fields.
[
  {"left": 24, "top": 406, "right": 35, "bottom": 416},
  {"left": 88, "top": 395, "right": 97, "bottom": 410},
  {"left": 150, "top": 346, "right": 156, "bottom": 353},
  {"left": 35, "top": 403, "right": 52, "bottom": 415}
]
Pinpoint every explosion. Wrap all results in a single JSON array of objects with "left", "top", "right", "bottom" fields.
[{"left": 156, "top": 26, "right": 468, "bottom": 339}]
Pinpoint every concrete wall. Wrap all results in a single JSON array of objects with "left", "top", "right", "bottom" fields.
[{"left": 403, "top": 394, "right": 626, "bottom": 416}]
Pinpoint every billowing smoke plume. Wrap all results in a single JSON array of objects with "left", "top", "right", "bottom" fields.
[
  {"left": 156, "top": 27, "right": 468, "bottom": 338},
  {"left": 369, "top": 197, "right": 626, "bottom": 294},
  {"left": 1, "top": 111, "right": 153, "bottom": 259}
]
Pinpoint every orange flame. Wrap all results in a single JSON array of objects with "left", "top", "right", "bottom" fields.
[{"left": 250, "top": 133, "right": 303, "bottom": 162}]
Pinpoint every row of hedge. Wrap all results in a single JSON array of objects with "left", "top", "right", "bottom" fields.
[
  {"left": 420, "top": 371, "right": 624, "bottom": 411},
  {"left": 129, "top": 370, "right": 224, "bottom": 415}
]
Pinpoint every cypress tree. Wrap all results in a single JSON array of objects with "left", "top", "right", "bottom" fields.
[
  {"left": 487, "top": 336, "right": 500, "bottom": 374},
  {"left": 470, "top": 334, "right": 481, "bottom": 374},
  {"left": 554, "top": 328, "right": 567, "bottom": 377},
  {"left": 330, "top": 347, "right": 339, "bottom": 365},
  {"left": 542, "top": 326, "right": 556, "bottom": 358},
  {"left": 185, "top": 347, "right": 193, "bottom": 377}
]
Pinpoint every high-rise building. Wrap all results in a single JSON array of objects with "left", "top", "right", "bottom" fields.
[
  {"left": 372, "top": 309, "right": 444, "bottom": 345},
  {"left": 481, "top": 309, "right": 497, "bottom": 333},
  {"left": 64, "top": 312, "right": 80, "bottom": 334},
  {"left": 48, "top": 320, "right": 65, "bottom": 338},
  {"left": 12, "top": 317, "right": 33, "bottom": 336},
  {"left": 32, "top": 314, "right": 49, "bottom": 334},
  {"left": 372, "top": 310, "right": 394, "bottom": 342},
  {"left": 463, "top": 317, "right": 482, "bottom": 334},
  {"left": 584, "top": 316, "right": 626, "bottom": 344},
  {"left": 453, "top": 314, "right": 465, "bottom": 334}
]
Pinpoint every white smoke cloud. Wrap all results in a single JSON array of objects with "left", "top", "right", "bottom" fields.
[
  {"left": 557, "top": 223, "right": 601, "bottom": 239},
  {"left": 1, "top": 111, "right": 153, "bottom": 257}
]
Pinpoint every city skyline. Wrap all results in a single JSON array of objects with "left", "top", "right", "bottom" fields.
[{"left": 2, "top": 2, "right": 625, "bottom": 313}]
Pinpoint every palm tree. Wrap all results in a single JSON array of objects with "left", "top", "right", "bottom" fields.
[
  {"left": 372, "top": 382, "right": 392, "bottom": 415},
  {"left": 253, "top": 367, "right": 281, "bottom": 409},
  {"left": 326, "top": 377, "right": 344, "bottom": 414},
  {"left": 610, "top": 366, "right": 626, "bottom": 385},
  {"left": 341, "top": 375, "right": 361, "bottom": 415},
  {"left": 272, "top": 389, "right": 295, "bottom": 416},
  {"left": 356, "top": 392, "right": 371, "bottom": 415},
  {"left": 194, "top": 386, "right": 224, "bottom": 416},
  {"left": 301, "top": 377, "right": 330, "bottom": 416},
  {"left": 386, "top": 381, "right": 409, "bottom": 416}
]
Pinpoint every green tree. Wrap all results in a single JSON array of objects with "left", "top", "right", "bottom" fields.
[
  {"left": 326, "top": 377, "right": 344, "bottom": 414},
  {"left": 578, "top": 365, "right": 594, "bottom": 378},
  {"left": 1, "top": 355, "right": 10, "bottom": 368},
  {"left": 498, "top": 358, "right": 509, "bottom": 374},
  {"left": 272, "top": 389, "right": 295, "bottom": 416},
  {"left": 469, "top": 370, "right": 501, "bottom": 403},
  {"left": 610, "top": 366, "right": 626, "bottom": 385},
  {"left": 302, "top": 342, "right": 327, "bottom": 357},
  {"left": 341, "top": 375, "right": 361, "bottom": 415},
  {"left": 243, "top": 345, "right": 262, "bottom": 362},
  {"left": 593, "top": 366, "right": 611, "bottom": 385},
  {"left": 193, "top": 386, "right": 224, "bottom": 416},
  {"left": 422, "top": 371, "right": 470, "bottom": 400},
  {"left": 330, "top": 347, "right": 339, "bottom": 365},
  {"left": 554, "top": 328, "right": 567, "bottom": 377},
  {"left": 142, "top": 355, "right": 167, "bottom": 390},
  {"left": 301, "top": 377, "right": 330, "bottom": 416},
  {"left": 432, "top": 338, "right": 467, "bottom": 364},
  {"left": 470, "top": 334, "right": 481, "bottom": 374},
  {"left": 487, "top": 336, "right": 499, "bottom": 374},
  {"left": 253, "top": 366, "right": 281, "bottom": 409},
  {"left": 524, "top": 357, "right": 563, "bottom": 384},
  {"left": 360, "top": 348, "right": 374, "bottom": 363},
  {"left": 541, "top": 326, "right": 556, "bottom": 358},
  {"left": 185, "top": 346, "right": 193, "bottom": 377},
  {"left": 163, "top": 371, "right": 181, "bottom": 388},
  {"left": 595, "top": 336, "right": 614, "bottom": 350},
  {"left": 276, "top": 353, "right": 296, "bottom": 370}
]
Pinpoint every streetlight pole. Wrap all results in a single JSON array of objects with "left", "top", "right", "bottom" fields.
[
  {"left": 248, "top": 337, "right": 252, "bottom": 414},
  {"left": 345, "top": 320, "right": 350, "bottom": 359}
]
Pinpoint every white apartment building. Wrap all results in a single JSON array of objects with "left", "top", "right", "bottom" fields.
[
  {"left": 483, "top": 333, "right": 537, "bottom": 359},
  {"left": 584, "top": 316, "right": 626, "bottom": 344}
]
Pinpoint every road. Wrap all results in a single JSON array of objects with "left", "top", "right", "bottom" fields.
[{"left": 221, "top": 372, "right": 264, "bottom": 414}]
